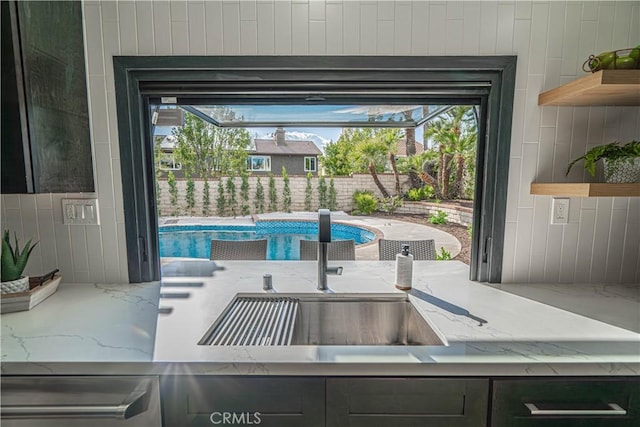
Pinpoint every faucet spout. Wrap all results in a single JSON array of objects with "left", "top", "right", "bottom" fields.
[{"left": 317, "top": 209, "right": 342, "bottom": 291}]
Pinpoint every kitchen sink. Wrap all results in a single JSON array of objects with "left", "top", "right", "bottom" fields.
[{"left": 199, "top": 294, "right": 445, "bottom": 346}]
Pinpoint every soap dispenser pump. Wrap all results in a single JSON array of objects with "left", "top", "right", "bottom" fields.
[{"left": 395, "top": 244, "right": 413, "bottom": 290}]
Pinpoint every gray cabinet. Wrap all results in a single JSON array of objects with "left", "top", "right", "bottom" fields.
[
  {"left": 491, "top": 378, "right": 640, "bottom": 427},
  {"left": 160, "top": 376, "right": 325, "bottom": 427},
  {"left": 326, "top": 378, "right": 489, "bottom": 427}
]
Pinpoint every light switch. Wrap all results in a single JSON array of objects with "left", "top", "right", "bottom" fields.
[{"left": 62, "top": 198, "right": 99, "bottom": 225}]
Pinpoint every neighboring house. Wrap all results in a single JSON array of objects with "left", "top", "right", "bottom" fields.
[
  {"left": 248, "top": 128, "right": 322, "bottom": 176},
  {"left": 395, "top": 137, "right": 425, "bottom": 158}
]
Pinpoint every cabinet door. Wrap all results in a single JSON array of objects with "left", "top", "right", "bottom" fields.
[
  {"left": 161, "top": 376, "right": 324, "bottom": 427},
  {"left": 326, "top": 378, "right": 489, "bottom": 427},
  {"left": 491, "top": 378, "right": 640, "bottom": 427}
]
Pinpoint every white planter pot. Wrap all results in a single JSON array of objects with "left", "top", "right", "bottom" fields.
[
  {"left": 603, "top": 158, "right": 640, "bottom": 183},
  {"left": 1, "top": 276, "right": 29, "bottom": 294}
]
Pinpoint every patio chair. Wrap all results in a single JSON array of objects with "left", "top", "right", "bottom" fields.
[
  {"left": 299, "top": 239, "right": 356, "bottom": 261},
  {"left": 210, "top": 239, "right": 268, "bottom": 260},
  {"left": 378, "top": 238, "right": 436, "bottom": 261}
]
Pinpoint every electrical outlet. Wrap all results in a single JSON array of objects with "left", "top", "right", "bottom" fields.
[
  {"left": 62, "top": 199, "right": 99, "bottom": 225},
  {"left": 551, "top": 198, "right": 569, "bottom": 225}
]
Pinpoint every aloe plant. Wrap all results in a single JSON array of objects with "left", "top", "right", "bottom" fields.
[
  {"left": 1, "top": 230, "right": 38, "bottom": 282},
  {"left": 566, "top": 141, "right": 640, "bottom": 177}
]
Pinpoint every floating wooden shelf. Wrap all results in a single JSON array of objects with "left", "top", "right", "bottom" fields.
[
  {"left": 530, "top": 183, "right": 640, "bottom": 197},
  {"left": 538, "top": 70, "right": 640, "bottom": 106}
]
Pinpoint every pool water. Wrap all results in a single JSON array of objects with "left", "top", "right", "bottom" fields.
[{"left": 159, "top": 221, "right": 375, "bottom": 260}]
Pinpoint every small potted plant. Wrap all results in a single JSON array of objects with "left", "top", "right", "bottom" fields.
[
  {"left": 1, "top": 230, "right": 38, "bottom": 294},
  {"left": 566, "top": 141, "right": 640, "bottom": 183}
]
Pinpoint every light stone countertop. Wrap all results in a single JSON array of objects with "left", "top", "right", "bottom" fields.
[{"left": 1, "top": 261, "right": 639, "bottom": 377}]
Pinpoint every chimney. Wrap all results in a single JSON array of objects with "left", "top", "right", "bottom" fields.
[{"left": 275, "top": 127, "right": 285, "bottom": 145}]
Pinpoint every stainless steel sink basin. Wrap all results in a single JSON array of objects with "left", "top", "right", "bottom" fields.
[{"left": 199, "top": 294, "right": 445, "bottom": 346}]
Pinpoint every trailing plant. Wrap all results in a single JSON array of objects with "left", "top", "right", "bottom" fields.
[
  {"left": 167, "top": 171, "right": 178, "bottom": 215},
  {"left": 282, "top": 167, "right": 291, "bottom": 213},
  {"left": 254, "top": 177, "right": 265, "bottom": 214},
  {"left": 185, "top": 177, "right": 195, "bottom": 214},
  {"left": 226, "top": 177, "right": 237, "bottom": 216},
  {"left": 379, "top": 196, "right": 403, "bottom": 213},
  {"left": 429, "top": 210, "right": 448, "bottom": 224},
  {"left": 328, "top": 177, "right": 337, "bottom": 211},
  {"left": 352, "top": 190, "right": 378, "bottom": 215},
  {"left": 268, "top": 173, "right": 278, "bottom": 212},
  {"left": 436, "top": 246, "right": 452, "bottom": 261},
  {"left": 317, "top": 175, "right": 328, "bottom": 209},
  {"left": 566, "top": 141, "right": 640, "bottom": 177},
  {"left": 1, "top": 230, "right": 38, "bottom": 282},
  {"left": 304, "top": 173, "right": 313, "bottom": 211},
  {"left": 240, "top": 173, "right": 250, "bottom": 216},
  {"left": 216, "top": 180, "right": 226, "bottom": 216},
  {"left": 202, "top": 179, "right": 210, "bottom": 215}
]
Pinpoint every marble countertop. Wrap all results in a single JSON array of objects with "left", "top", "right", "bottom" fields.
[{"left": 2, "top": 261, "right": 638, "bottom": 377}]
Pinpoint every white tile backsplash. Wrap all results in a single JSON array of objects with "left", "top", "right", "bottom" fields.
[{"left": 5, "top": 1, "right": 639, "bottom": 285}]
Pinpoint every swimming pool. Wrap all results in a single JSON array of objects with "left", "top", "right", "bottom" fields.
[{"left": 159, "top": 221, "right": 376, "bottom": 260}]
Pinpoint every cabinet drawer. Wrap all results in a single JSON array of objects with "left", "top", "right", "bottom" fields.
[
  {"left": 491, "top": 378, "right": 640, "bottom": 427},
  {"left": 161, "top": 376, "right": 324, "bottom": 427},
  {"left": 326, "top": 378, "right": 489, "bottom": 427}
]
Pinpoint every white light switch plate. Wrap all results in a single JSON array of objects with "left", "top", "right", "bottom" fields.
[
  {"left": 62, "top": 199, "right": 99, "bottom": 225},
  {"left": 551, "top": 198, "right": 569, "bottom": 225}
]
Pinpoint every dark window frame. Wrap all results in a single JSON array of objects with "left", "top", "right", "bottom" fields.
[{"left": 113, "top": 56, "right": 516, "bottom": 283}]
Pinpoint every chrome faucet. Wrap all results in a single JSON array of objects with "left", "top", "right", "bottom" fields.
[{"left": 317, "top": 209, "right": 343, "bottom": 291}]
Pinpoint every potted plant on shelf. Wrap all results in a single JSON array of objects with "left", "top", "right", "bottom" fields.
[
  {"left": 1, "top": 230, "right": 38, "bottom": 294},
  {"left": 566, "top": 141, "right": 640, "bottom": 183}
]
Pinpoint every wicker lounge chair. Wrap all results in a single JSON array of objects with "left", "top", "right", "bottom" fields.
[
  {"left": 210, "top": 239, "right": 268, "bottom": 260},
  {"left": 378, "top": 238, "right": 436, "bottom": 261},
  {"left": 299, "top": 239, "right": 356, "bottom": 261}
]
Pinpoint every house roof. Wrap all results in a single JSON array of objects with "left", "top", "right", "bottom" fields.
[
  {"left": 396, "top": 138, "right": 424, "bottom": 156},
  {"left": 252, "top": 139, "right": 322, "bottom": 156}
]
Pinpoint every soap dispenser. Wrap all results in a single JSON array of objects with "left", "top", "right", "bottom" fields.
[{"left": 395, "top": 244, "right": 413, "bottom": 290}]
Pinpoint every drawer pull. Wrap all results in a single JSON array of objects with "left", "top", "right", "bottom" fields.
[
  {"left": 1, "top": 379, "right": 151, "bottom": 420},
  {"left": 524, "top": 402, "right": 627, "bottom": 416}
]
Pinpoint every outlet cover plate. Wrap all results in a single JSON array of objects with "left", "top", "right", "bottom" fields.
[{"left": 551, "top": 198, "right": 569, "bottom": 225}]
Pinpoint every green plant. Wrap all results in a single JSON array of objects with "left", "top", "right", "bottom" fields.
[
  {"left": 379, "top": 196, "right": 403, "bottom": 213},
  {"left": 268, "top": 173, "right": 278, "bottom": 212},
  {"left": 1, "top": 231, "right": 38, "bottom": 282},
  {"left": 254, "top": 177, "right": 265, "bottom": 213},
  {"left": 240, "top": 173, "right": 250, "bottom": 216},
  {"left": 226, "top": 177, "right": 237, "bottom": 216},
  {"left": 566, "top": 141, "right": 640, "bottom": 176},
  {"left": 167, "top": 171, "right": 178, "bottom": 215},
  {"left": 328, "top": 177, "right": 337, "bottom": 211},
  {"left": 185, "top": 177, "right": 195, "bottom": 214},
  {"left": 304, "top": 173, "right": 313, "bottom": 211},
  {"left": 318, "top": 175, "right": 328, "bottom": 209},
  {"left": 436, "top": 246, "right": 451, "bottom": 261},
  {"left": 467, "top": 225, "right": 473, "bottom": 239},
  {"left": 429, "top": 210, "right": 448, "bottom": 224},
  {"left": 202, "top": 179, "right": 210, "bottom": 215},
  {"left": 216, "top": 180, "right": 226, "bottom": 216},
  {"left": 406, "top": 185, "right": 435, "bottom": 201},
  {"left": 282, "top": 167, "right": 291, "bottom": 213},
  {"left": 352, "top": 190, "right": 378, "bottom": 215}
]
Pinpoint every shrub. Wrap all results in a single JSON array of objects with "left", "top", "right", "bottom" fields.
[
  {"left": 436, "top": 246, "right": 451, "bottom": 261},
  {"left": 352, "top": 190, "right": 378, "bottom": 215},
  {"left": 282, "top": 167, "right": 291, "bottom": 213},
  {"left": 226, "top": 177, "right": 237, "bottom": 216},
  {"left": 216, "top": 180, "right": 226, "bottom": 216},
  {"left": 317, "top": 175, "right": 328, "bottom": 209},
  {"left": 379, "top": 196, "right": 403, "bottom": 213},
  {"left": 167, "top": 171, "right": 178, "bottom": 215},
  {"left": 185, "top": 177, "right": 195, "bottom": 214},
  {"left": 406, "top": 185, "right": 435, "bottom": 201},
  {"left": 429, "top": 210, "right": 448, "bottom": 224},
  {"left": 328, "top": 177, "right": 337, "bottom": 211},
  {"left": 202, "top": 180, "right": 210, "bottom": 215},
  {"left": 240, "top": 173, "right": 250, "bottom": 216},
  {"left": 304, "top": 173, "right": 313, "bottom": 211},
  {"left": 467, "top": 225, "right": 473, "bottom": 239},
  {"left": 254, "top": 177, "right": 265, "bottom": 213},
  {"left": 268, "top": 173, "right": 278, "bottom": 212}
]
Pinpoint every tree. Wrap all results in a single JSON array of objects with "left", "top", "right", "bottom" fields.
[
  {"left": 185, "top": 177, "right": 195, "bottom": 214},
  {"left": 282, "top": 167, "right": 291, "bottom": 213},
  {"left": 320, "top": 137, "right": 357, "bottom": 176},
  {"left": 240, "top": 173, "right": 250, "bottom": 215},
  {"left": 226, "top": 177, "right": 237, "bottom": 217},
  {"left": 304, "top": 173, "right": 313, "bottom": 211},
  {"left": 172, "top": 111, "right": 251, "bottom": 179},
  {"left": 328, "top": 177, "right": 337, "bottom": 211},
  {"left": 216, "top": 180, "right": 226, "bottom": 216},
  {"left": 167, "top": 171, "right": 178, "bottom": 215},
  {"left": 317, "top": 175, "right": 328, "bottom": 209},
  {"left": 254, "top": 177, "right": 265, "bottom": 213},
  {"left": 268, "top": 174, "right": 278, "bottom": 212},
  {"left": 202, "top": 179, "right": 210, "bottom": 215}
]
